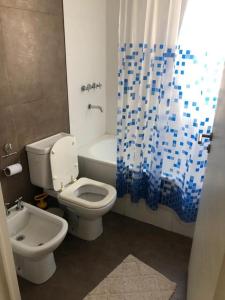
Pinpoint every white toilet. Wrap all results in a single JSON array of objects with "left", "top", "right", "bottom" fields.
[
  {"left": 26, "top": 133, "right": 117, "bottom": 241},
  {"left": 7, "top": 202, "right": 68, "bottom": 284}
]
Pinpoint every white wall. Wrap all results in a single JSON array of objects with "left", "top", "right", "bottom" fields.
[
  {"left": 105, "top": 0, "right": 120, "bottom": 134},
  {"left": 63, "top": 0, "right": 107, "bottom": 147},
  {"left": 63, "top": 0, "right": 119, "bottom": 143}
]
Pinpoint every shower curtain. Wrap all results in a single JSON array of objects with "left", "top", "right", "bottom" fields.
[{"left": 117, "top": 0, "right": 225, "bottom": 222}]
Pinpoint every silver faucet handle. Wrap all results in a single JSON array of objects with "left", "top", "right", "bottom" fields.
[
  {"left": 15, "top": 196, "right": 23, "bottom": 210},
  {"left": 96, "top": 82, "right": 102, "bottom": 88},
  {"left": 4, "top": 202, "right": 10, "bottom": 216}
]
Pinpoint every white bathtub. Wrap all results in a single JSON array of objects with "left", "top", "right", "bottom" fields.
[
  {"left": 78, "top": 135, "right": 116, "bottom": 186},
  {"left": 78, "top": 134, "right": 195, "bottom": 237}
]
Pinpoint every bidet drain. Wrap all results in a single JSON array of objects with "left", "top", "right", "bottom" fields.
[
  {"left": 37, "top": 242, "right": 44, "bottom": 246},
  {"left": 16, "top": 235, "right": 25, "bottom": 241}
]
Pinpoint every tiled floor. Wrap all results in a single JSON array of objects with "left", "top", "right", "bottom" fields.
[{"left": 19, "top": 212, "right": 192, "bottom": 300}]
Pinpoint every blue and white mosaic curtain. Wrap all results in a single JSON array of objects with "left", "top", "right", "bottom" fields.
[{"left": 117, "top": 0, "right": 225, "bottom": 222}]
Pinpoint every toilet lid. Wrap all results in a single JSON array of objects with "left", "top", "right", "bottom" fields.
[{"left": 50, "top": 135, "right": 79, "bottom": 191}]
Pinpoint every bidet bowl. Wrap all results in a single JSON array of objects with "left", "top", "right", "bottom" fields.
[
  {"left": 7, "top": 202, "right": 68, "bottom": 284},
  {"left": 7, "top": 203, "right": 68, "bottom": 259}
]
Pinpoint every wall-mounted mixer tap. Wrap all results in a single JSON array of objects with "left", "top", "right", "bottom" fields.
[
  {"left": 88, "top": 104, "right": 103, "bottom": 112},
  {"left": 15, "top": 196, "right": 24, "bottom": 210},
  {"left": 81, "top": 82, "right": 102, "bottom": 92},
  {"left": 4, "top": 203, "right": 10, "bottom": 216}
]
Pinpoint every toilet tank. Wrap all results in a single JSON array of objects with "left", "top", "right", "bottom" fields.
[{"left": 26, "top": 133, "right": 69, "bottom": 189}]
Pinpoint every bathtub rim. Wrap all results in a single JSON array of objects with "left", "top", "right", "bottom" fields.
[
  {"left": 78, "top": 154, "right": 116, "bottom": 168},
  {"left": 78, "top": 134, "right": 116, "bottom": 168}
]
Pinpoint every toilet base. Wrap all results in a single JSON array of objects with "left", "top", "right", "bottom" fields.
[
  {"left": 14, "top": 252, "right": 56, "bottom": 284},
  {"left": 67, "top": 209, "right": 103, "bottom": 241}
]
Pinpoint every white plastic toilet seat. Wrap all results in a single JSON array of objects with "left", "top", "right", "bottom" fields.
[{"left": 59, "top": 177, "right": 116, "bottom": 210}]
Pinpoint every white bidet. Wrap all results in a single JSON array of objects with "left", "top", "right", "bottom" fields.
[{"left": 7, "top": 202, "right": 68, "bottom": 284}]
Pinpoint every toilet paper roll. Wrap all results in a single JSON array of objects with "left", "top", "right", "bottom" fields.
[{"left": 4, "top": 163, "right": 23, "bottom": 177}]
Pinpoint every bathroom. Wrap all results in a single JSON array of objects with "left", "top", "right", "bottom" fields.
[{"left": 0, "top": 0, "right": 225, "bottom": 299}]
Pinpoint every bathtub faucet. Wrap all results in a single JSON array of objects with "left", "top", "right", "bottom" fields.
[{"left": 88, "top": 104, "right": 103, "bottom": 113}]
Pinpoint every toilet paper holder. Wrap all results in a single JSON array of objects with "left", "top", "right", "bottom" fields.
[
  {"left": 1, "top": 143, "right": 17, "bottom": 159},
  {"left": 2, "top": 163, "right": 23, "bottom": 177},
  {"left": 1, "top": 143, "right": 21, "bottom": 176}
]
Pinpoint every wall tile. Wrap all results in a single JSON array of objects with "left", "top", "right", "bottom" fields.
[
  {"left": 11, "top": 102, "right": 39, "bottom": 150},
  {"left": 0, "top": 106, "right": 18, "bottom": 157},
  {"left": 39, "top": 14, "right": 68, "bottom": 101},
  {"left": 0, "top": 150, "right": 41, "bottom": 204},
  {"left": 0, "top": 7, "right": 43, "bottom": 105},
  {"left": 0, "top": 0, "right": 62, "bottom": 15},
  {"left": 0, "top": 20, "right": 13, "bottom": 107},
  {"left": 11, "top": 97, "right": 69, "bottom": 151},
  {"left": 38, "top": 0, "right": 63, "bottom": 15},
  {"left": 0, "top": 1, "right": 69, "bottom": 205}
]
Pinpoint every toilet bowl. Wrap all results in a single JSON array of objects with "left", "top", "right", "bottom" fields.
[
  {"left": 58, "top": 177, "right": 116, "bottom": 240},
  {"left": 26, "top": 133, "right": 117, "bottom": 241},
  {"left": 7, "top": 202, "right": 68, "bottom": 284}
]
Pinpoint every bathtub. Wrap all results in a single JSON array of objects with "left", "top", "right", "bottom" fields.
[
  {"left": 78, "top": 135, "right": 116, "bottom": 186},
  {"left": 78, "top": 134, "right": 195, "bottom": 237}
]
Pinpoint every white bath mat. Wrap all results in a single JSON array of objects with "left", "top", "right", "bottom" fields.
[{"left": 83, "top": 254, "right": 176, "bottom": 300}]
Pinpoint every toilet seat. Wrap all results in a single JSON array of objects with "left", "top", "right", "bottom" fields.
[
  {"left": 59, "top": 177, "right": 116, "bottom": 210},
  {"left": 50, "top": 136, "right": 116, "bottom": 211}
]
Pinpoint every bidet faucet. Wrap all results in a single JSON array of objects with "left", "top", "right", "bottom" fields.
[
  {"left": 88, "top": 104, "right": 103, "bottom": 112},
  {"left": 4, "top": 203, "right": 10, "bottom": 216},
  {"left": 15, "top": 196, "right": 24, "bottom": 210}
]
